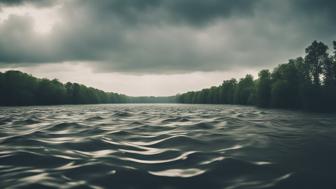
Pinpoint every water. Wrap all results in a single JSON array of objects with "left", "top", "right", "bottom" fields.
[{"left": 0, "top": 104, "right": 336, "bottom": 189}]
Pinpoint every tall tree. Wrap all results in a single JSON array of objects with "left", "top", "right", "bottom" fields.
[
  {"left": 234, "top": 75, "right": 255, "bottom": 105},
  {"left": 256, "top": 69, "right": 271, "bottom": 107},
  {"left": 271, "top": 59, "right": 302, "bottom": 109},
  {"left": 220, "top": 79, "right": 237, "bottom": 104},
  {"left": 304, "top": 41, "right": 329, "bottom": 86},
  {"left": 322, "top": 55, "right": 335, "bottom": 87}
]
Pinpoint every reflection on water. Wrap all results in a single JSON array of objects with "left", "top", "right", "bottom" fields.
[
  {"left": 0, "top": 104, "right": 336, "bottom": 189},
  {"left": 149, "top": 168, "right": 206, "bottom": 178}
]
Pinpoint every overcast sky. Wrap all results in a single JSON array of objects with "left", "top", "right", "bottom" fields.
[{"left": 0, "top": 0, "right": 335, "bottom": 96}]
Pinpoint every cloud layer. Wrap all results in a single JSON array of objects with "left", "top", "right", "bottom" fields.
[
  {"left": 0, "top": 0, "right": 56, "bottom": 7},
  {"left": 0, "top": 0, "right": 335, "bottom": 73}
]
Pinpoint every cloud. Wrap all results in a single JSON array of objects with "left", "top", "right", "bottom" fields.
[
  {"left": 78, "top": 0, "right": 258, "bottom": 26},
  {"left": 0, "top": 0, "right": 57, "bottom": 7},
  {"left": 0, "top": 0, "right": 335, "bottom": 74}
]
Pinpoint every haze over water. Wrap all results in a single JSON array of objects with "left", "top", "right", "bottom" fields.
[{"left": 0, "top": 104, "right": 336, "bottom": 189}]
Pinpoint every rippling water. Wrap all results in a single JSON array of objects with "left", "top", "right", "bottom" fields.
[{"left": 1, "top": 104, "right": 336, "bottom": 189}]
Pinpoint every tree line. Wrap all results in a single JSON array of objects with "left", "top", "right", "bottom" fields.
[
  {"left": 177, "top": 41, "right": 336, "bottom": 112},
  {"left": 0, "top": 71, "right": 128, "bottom": 106},
  {"left": 0, "top": 70, "right": 176, "bottom": 106},
  {"left": 2, "top": 40, "right": 336, "bottom": 111}
]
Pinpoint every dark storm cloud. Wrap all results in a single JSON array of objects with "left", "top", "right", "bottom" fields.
[
  {"left": 83, "top": 0, "right": 259, "bottom": 25},
  {"left": 294, "top": 0, "right": 336, "bottom": 17},
  {"left": 0, "top": 0, "right": 335, "bottom": 73},
  {"left": 0, "top": 0, "right": 56, "bottom": 7},
  {"left": 292, "top": 0, "right": 336, "bottom": 34}
]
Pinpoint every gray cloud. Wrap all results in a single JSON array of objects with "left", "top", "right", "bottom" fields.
[
  {"left": 0, "top": 0, "right": 335, "bottom": 73},
  {"left": 0, "top": 0, "right": 57, "bottom": 7},
  {"left": 80, "top": 0, "right": 259, "bottom": 26}
]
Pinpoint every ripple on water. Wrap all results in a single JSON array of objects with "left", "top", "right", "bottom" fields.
[
  {"left": 0, "top": 104, "right": 336, "bottom": 189},
  {"left": 149, "top": 168, "right": 206, "bottom": 178}
]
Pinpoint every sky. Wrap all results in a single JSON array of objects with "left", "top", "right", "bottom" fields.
[{"left": 0, "top": 0, "right": 335, "bottom": 96}]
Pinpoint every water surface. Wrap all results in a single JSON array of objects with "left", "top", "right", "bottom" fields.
[{"left": 0, "top": 104, "right": 336, "bottom": 189}]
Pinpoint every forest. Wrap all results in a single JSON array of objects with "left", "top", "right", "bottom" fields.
[
  {"left": 177, "top": 41, "right": 336, "bottom": 112},
  {"left": 0, "top": 70, "right": 175, "bottom": 105},
  {"left": 0, "top": 71, "right": 128, "bottom": 106}
]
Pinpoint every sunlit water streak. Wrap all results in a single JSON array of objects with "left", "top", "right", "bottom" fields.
[{"left": 0, "top": 104, "right": 336, "bottom": 189}]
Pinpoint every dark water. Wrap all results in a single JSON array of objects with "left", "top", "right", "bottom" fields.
[{"left": 0, "top": 104, "right": 336, "bottom": 189}]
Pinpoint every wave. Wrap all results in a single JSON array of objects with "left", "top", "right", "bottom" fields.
[{"left": 0, "top": 104, "right": 336, "bottom": 189}]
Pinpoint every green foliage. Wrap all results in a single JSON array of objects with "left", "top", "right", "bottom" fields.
[
  {"left": 0, "top": 71, "right": 127, "bottom": 106},
  {"left": 176, "top": 75, "right": 255, "bottom": 106},
  {"left": 177, "top": 40, "right": 336, "bottom": 112},
  {"left": 0, "top": 71, "right": 38, "bottom": 105},
  {"left": 304, "top": 41, "right": 329, "bottom": 86},
  {"left": 270, "top": 59, "right": 302, "bottom": 109},
  {"left": 220, "top": 79, "right": 237, "bottom": 104},
  {"left": 234, "top": 75, "right": 255, "bottom": 105},
  {"left": 256, "top": 70, "right": 271, "bottom": 107}
]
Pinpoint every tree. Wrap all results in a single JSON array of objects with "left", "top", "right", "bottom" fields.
[
  {"left": 1, "top": 71, "right": 38, "bottom": 105},
  {"left": 36, "top": 79, "right": 67, "bottom": 105},
  {"left": 220, "top": 79, "right": 237, "bottom": 104},
  {"left": 322, "top": 55, "right": 335, "bottom": 87},
  {"left": 209, "top": 86, "right": 220, "bottom": 104},
  {"left": 304, "top": 41, "right": 329, "bottom": 86},
  {"left": 234, "top": 75, "right": 255, "bottom": 105},
  {"left": 256, "top": 69, "right": 271, "bottom": 107},
  {"left": 271, "top": 59, "right": 302, "bottom": 109}
]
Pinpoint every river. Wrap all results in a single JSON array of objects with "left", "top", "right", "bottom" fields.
[{"left": 0, "top": 104, "right": 336, "bottom": 189}]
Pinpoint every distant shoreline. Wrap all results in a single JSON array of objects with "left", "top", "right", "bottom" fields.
[{"left": 1, "top": 41, "right": 336, "bottom": 112}]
